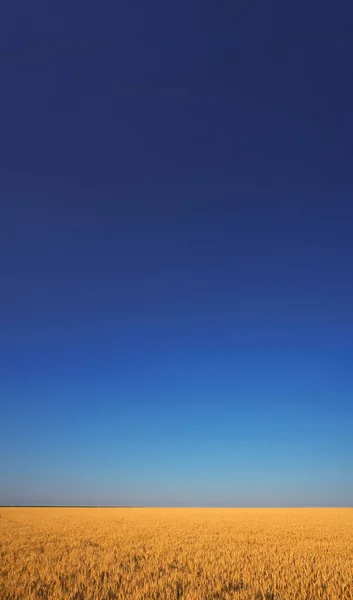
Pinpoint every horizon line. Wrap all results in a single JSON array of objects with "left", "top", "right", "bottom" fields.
[{"left": 1, "top": 505, "right": 352, "bottom": 509}]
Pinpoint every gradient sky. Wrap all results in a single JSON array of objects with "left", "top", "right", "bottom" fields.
[{"left": 1, "top": 0, "right": 352, "bottom": 506}]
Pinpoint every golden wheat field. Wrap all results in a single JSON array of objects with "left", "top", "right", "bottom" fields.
[{"left": 0, "top": 507, "right": 352, "bottom": 600}]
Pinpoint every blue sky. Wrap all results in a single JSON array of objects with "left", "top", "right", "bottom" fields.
[{"left": 1, "top": 0, "right": 353, "bottom": 506}]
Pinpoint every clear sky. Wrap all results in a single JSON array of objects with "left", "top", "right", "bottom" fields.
[{"left": 1, "top": 0, "right": 352, "bottom": 506}]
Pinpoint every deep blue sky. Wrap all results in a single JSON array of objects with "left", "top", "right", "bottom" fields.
[{"left": 1, "top": 0, "right": 352, "bottom": 506}]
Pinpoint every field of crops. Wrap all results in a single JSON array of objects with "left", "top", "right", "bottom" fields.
[{"left": 0, "top": 507, "right": 352, "bottom": 599}]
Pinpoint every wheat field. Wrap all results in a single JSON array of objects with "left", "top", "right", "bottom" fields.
[{"left": 0, "top": 507, "right": 352, "bottom": 600}]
